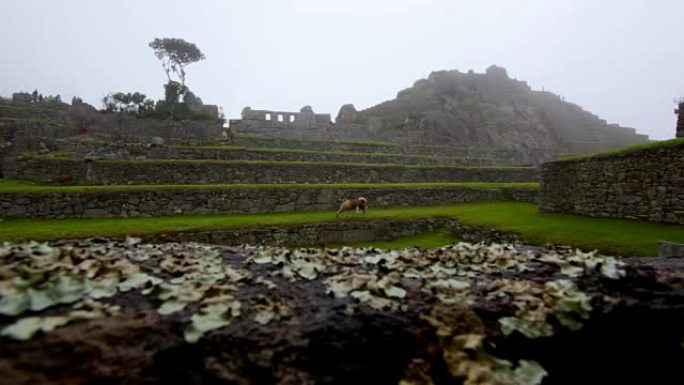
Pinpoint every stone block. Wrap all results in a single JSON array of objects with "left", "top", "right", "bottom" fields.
[{"left": 659, "top": 241, "right": 684, "bottom": 258}]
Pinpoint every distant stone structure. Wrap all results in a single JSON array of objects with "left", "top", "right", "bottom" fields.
[
  {"left": 11, "top": 92, "right": 33, "bottom": 104},
  {"left": 230, "top": 106, "right": 335, "bottom": 139},
  {"left": 676, "top": 100, "right": 684, "bottom": 138}
]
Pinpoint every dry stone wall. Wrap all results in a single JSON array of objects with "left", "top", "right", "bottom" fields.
[
  {"left": 0, "top": 102, "right": 225, "bottom": 153},
  {"left": 57, "top": 140, "right": 509, "bottom": 167},
  {"left": 6, "top": 158, "right": 539, "bottom": 185},
  {"left": 145, "top": 217, "right": 455, "bottom": 247},
  {"left": 142, "top": 215, "right": 522, "bottom": 247},
  {"left": 0, "top": 185, "right": 538, "bottom": 219},
  {"left": 231, "top": 136, "right": 509, "bottom": 157},
  {"left": 540, "top": 141, "right": 684, "bottom": 224}
]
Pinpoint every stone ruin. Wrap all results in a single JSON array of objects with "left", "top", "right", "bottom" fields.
[
  {"left": 676, "top": 99, "right": 684, "bottom": 138},
  {"left": 228, "top": 106, "right": 333, "bottom": 139},
  {"left": 229, "top": 105, "right": 373, "bottom": 140},
  {"left": 335, "top": 104, "right": 358, "bottom": 124},
  {"left": 239, "top": 106, "right": 330, "bottom": 126}
]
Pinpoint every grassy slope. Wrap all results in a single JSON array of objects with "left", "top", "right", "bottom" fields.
[
  {"left": 0, "top": 180, "right": 539, "bottom": 193},
  {"left": 1, "top": 202, "right": 683, "bottom": 256},
  {"left": 449, "top": 202, "right": 684, "bottom": 256},
  {"left": 553, "top": 138, "right": 684, "bottom": 164}
]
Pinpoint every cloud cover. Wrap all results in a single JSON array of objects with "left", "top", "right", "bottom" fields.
[{"left": 1, "top": 0, "right": 681, "bottom": 139}]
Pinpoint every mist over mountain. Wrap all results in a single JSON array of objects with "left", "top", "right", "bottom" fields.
[{"left": 358, "top": 65, "right": 649, "bottom": 153}]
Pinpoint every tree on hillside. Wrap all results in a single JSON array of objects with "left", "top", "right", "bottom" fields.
[
  {"left": 102, "top": 92, "right": 154, "bottom": 115},
  {"left": 149, "top": 38, "right": 205, "bottom": 119}
]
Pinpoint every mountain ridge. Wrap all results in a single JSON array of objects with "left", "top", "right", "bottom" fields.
[{"left": 356, "top": 65, "right": 649, "bottom": 154}]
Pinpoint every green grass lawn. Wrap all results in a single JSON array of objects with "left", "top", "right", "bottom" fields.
[
  {"left": 0, "top": 180, "right": 539, "bottom": 193},
  {"left": 0, "top": 201, "right": 683, "bottom": 256},
  {"left": 447, "top": 201, "right": 684, "bottom": 256}
]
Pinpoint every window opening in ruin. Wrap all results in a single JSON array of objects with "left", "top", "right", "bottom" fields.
[
  {"left": 290, "top": 115, "right": 295, "bottom": 122},
  {"left": 265, "top": 113, "right": 271, "bottom": 120},
  {"left": 278, "top": 114, "right": 284, "bottom": 122}
]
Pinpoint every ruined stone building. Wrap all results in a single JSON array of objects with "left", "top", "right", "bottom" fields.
[{"left": 676, "top": 100, "right": 684, "bottom": 138}]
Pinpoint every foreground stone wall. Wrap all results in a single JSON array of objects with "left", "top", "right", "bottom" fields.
[
  {"left": 540, "top": 142, "right": 684, "bottom": 224},
  {"left": 147, "top": 217, "right": 455, "bottom": 246},
  {"left": 0, "top": 185, "right": 538, "bottom": 219},
  {"left": 145, "top": 217, "right": 519, "bottom": 247},
  {"left": 6, "top": 158, "right": 539, "bottom": 185},
  {"left": 57, "top": 140, "right": 509, "bottom": 167}
]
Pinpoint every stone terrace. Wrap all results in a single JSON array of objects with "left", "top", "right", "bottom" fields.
[
  {"left": 0, "top": 183, "right": 538, "bottom": 219},
  {"left": 1, "top": 102, "right": 540, "bottom": 242},
  {"left": 6, "top": 157, "right": 538, "bottom": 185}
]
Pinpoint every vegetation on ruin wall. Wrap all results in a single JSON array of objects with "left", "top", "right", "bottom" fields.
[
  {"left": 1, "top": 202, "right": 683, "bottom": 256},
  {"left": 552, "top": 138, "right": 684, "bottom": 164},
  {"left": 0, "top": 180, "right": 539, "bottom": 193},
  {"left": 16, "top": 154, "right": 533, "bottom": 170}
]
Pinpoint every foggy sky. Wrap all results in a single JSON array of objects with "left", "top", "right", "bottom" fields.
[{"left": 1, "top": 0, "right": 682, "bottom": 139}]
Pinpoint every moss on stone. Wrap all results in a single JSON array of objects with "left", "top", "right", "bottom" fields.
[{"left": 552, "top": 138, "right": 684, "bottom": 164}]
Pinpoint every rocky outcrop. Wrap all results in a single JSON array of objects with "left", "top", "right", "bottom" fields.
[
  {"left": 358, "top": 66, "right": 649, "bottom": 155},
  {"left": 336, "top": 104, "right": 358, "bottom": 124}
]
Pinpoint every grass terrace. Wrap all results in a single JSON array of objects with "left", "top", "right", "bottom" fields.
[
  {"left": 176, "top": 144, "right": 505, "bottom": 162},
  {"left": 17, "top": 154, "right": 534, "bottom": 170},
  {"left": 233, "top": 134, "right": 500, "bottom": 152},
  {"left": 553, "top": 138, "right": 684, "bottom": 163},
  {"left": 1, "top": 201, "right": 682, "bottom": 256},
  {"left": 234, "top": 134, "right": 401, "bottom": 147},
  {"left": 0, "top": 180, "right": 540, "bottom": 193}
]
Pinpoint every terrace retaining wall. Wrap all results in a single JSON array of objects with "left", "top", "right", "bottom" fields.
[
  {"left": 0, "top": 186, "right": 538, "bottom": 219},
  {"left": 146, "top": 217, "right": 455, "bottom": 247},
  {"left": 230, "top": 136, "right": 510, "bottom": 158},
  {"left": 142, "top": 218, "right": 522, "bottom": 247},
  {"left": 540, "top": 142, "right": 684, "bottom": 224},
  {"left": 57, "top": 140, "right": 509, "bottom": 167},
  {"left": 5, "top": 158, "right": 539, "bottom": 185}
]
